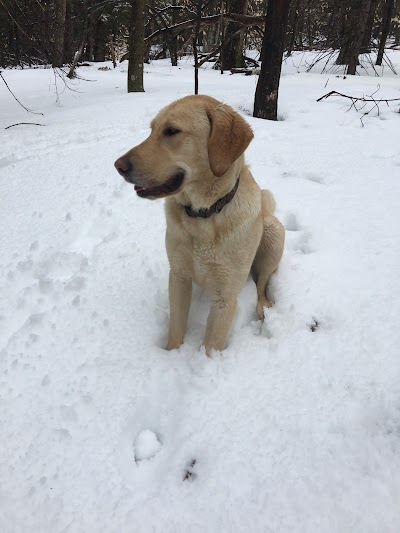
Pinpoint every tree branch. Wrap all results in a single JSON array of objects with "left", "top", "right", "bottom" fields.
[
  {"left": 145, "top": 13, "right": 265, "bottom": 43},
  {"left": 0, "top": 72, "right": 44, "bottom": 115},
  {"left": 317, "top": 88, "right": 400, "bottom": 126},
  {"left": 5, "top": 122, "right": 45, "bottom": 129},
  {"left": 317, "top": 90, "right": 400, "bottom": 104}
]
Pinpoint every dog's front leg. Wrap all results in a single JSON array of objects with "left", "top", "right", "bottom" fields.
[
  {"left": 204, "top": 294, "right": 237, "bottom": 355},
  {"left": 166, "top": 270, "right": 192, "bottom": 350}
]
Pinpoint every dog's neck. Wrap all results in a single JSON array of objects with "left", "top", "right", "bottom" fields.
[
  {"left": 184, "top": 178, "right": 240, "bottom": 218},
  {"left": 174, "top": 157, "right": 242, "bottom": 212}
]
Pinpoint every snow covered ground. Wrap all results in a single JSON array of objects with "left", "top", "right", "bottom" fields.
[{"left": 1, "top": 52, "right": 400, "bottom": 533}]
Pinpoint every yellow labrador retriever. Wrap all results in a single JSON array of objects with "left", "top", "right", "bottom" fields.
[{"left": 115, "top": 95, "right": 284, "bottom": 355}]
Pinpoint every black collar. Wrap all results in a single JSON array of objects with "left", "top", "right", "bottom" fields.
[{"left": 184, "top": 178, "right": 240, "bottom": 218}]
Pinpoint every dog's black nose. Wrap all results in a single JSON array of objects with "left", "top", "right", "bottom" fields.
[{"left": 114, "top": 157, "right": 132, "bottom": 175}]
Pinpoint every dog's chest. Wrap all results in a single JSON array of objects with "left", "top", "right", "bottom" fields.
[{"left": 191, "top": 238, "right": 217, "bottom": 283}]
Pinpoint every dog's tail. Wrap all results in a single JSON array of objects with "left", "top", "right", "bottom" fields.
[{"left": 261, "top": 189, "right": 276, "bottom": 215}]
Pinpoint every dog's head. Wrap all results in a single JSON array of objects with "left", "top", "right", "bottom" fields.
[{"left": 114, "top": 95, "right": 253, "bottom": 200}]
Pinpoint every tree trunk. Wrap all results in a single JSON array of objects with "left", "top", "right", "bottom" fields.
[
  {"left": 67, "top": 3, "right": 88, "bottom": 78},
  {"left": 203, "top": 23, "right": 219, "bottom": 53},
  {"left": 336, "top": 0, "right": 372, "bottom": 74},
  {"left": 128, "top": 0, "right": 145, "bottom": 92},
  {"left": 297, "top": 9, "right": 304, "bottom": 49},
  {"left": 67, "top": 22, "right": 87, "bottom": 79},
  {"left": 14, "top": 22, "right": 20, "bottom": 67},
  {"left": 394, "top": 23, "right": 400, "bottom": 46},
  {"left": 170, "top": 6, "right": 178, "bottom": 66},
  {"left": 376, "top": 0, "right": 394, "bottom": 65},
  {"left": 94, "top": 19, "right": 106, "bottom": 62},
  {"left": 361, "top": 0, "right": 379, "bottom": 52},
  {"left": 221, "top": 0, "right": 248, "bottom": 70},
  {"left": 88, "top": 6, "right": 95, "bottom": 61},
  {"left": 111, "top": 34, "right": 117, "bottom": 68},
  {"left": 306, "top": 8, "right": 312, "bottom": 48},
  {"left": 193, "top": 2, "right": 202, "bottom": 94},
  {"left": 286, "top": 0, "right": 301, "bottom": 56},
  {"left": 52, "top": 0, "right": 67, "bottom": 67},
  {"left": 67, "top": 40, "right": 85, "bottom": 78},
  {"left": 253, "top": 0, "right": 291, "bottom": 121}
]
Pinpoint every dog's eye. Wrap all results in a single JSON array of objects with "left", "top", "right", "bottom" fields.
[{"left": 164, "top": 127, "right": 180, "bottom": 137}]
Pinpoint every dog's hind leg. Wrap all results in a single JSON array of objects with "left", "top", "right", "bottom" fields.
[{"left": 251, "top": 210, "right": 285, "bottom": 320}]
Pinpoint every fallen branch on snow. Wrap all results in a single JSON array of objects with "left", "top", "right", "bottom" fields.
[
  {"left": 230, "top": 68, "right": 253, "bottom": 74},
  {"left": 317, "top": 87, "right": 400, "bottom": 126},
  {"left": 317, "top": 90, "right": 400, "bottom": 105},
  {"left": 230, "top": 67, "right": 260, "bottom": 76},
  {"left": 5, "top": 122, "right": 45, "bottom": 129}
]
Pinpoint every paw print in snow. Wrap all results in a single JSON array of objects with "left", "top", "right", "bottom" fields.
[
  {"left": 134, "top": 430, "right": 161, "bottom": 461},
  {"left": 183, "top": 459, "right": 197, "bottom": 481}
]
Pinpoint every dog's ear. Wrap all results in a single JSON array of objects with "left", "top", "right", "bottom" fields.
[{"left": 207, "top": 104, "right": 254, "bottom": 177}]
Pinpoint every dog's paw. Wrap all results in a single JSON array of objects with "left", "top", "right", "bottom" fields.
[
  {"left": 166, "top": 341, "right": 182, "bottom": 351},
  {"left": 256, "top": 298, "right": 272, "bottom": 321}
]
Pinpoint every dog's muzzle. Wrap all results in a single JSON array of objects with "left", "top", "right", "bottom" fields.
[
  {"left": 114, "top": 157, "right": 134, "bottom": 183},
  {"left": 114, "top": 156, "right": 185, "bottom": 199}
]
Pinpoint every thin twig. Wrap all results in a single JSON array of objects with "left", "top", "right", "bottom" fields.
[
  {"left": 5, "top": 122, "right": 45, "bottom": 129},
  {"left": 145, "top": 13, "right": 265, "bottom": 43},
  {"left": 0, "top": 71, "right": 44, "bottom": 115}
]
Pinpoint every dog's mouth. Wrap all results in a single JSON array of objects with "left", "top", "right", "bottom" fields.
[{"left": 134, "top": 172, "right": 185, "bottom": 199}]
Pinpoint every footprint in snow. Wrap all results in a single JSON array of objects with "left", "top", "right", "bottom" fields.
[
  {"left": 302, "top": 172, "right": 324, "bottom": 184},
  {"left": 134, "top": 429, "right": 161, "bottom": 462},
  {"left": 33, "top": 250, "right": 88, "bottom": 283},
  {"left": 284, "top": 212, "right": 312, "bottom": 254},
  {"left": 281, "top": 171, "right": 325, "bottom": 184},
  {"left": 281, "top": 170, "right": 295, "bottom": 179},
  {"left": 284, "top": 212, "right": 299, "bottom": 232},
  {"left": 183, "top": 459, "right": 197, "bottom": 481}
]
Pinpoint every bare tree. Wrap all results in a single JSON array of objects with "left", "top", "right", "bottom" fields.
[
  {"left": 193, "top": 0, "right": 202, "bottom": 94},
  {"left": 286, "top": 0, "right": 301, "bottom": 56},
  {"left": 52, "top": 0, "right": 67, "bottom": 67},
  {"left": 376, "top": 0, "right": 395, "bottom": 65},
  {"left": 67, "top": 2, "right": 88, "bottom": 79},
  {"left": 361, "top": 0, "right": 379, "bottom": 52},
  {"left": 336, "top": 0, "right": 372, "bottom": 75},
  {"left": 170, "top": 4, "right": 179, "bottom": 66},
  {"left": 128, "top": 0, "right": 145, "bottom": 92},
  {"left": 253, "top": 0, "right": 291, "bottom": 121},
  {"left": 221, "top": 0, "right": 248, "bottom": 70}
]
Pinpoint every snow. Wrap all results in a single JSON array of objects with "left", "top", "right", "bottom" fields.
[
  {"left": 1, "top": 52, "right": 400, "bottom": 532},
  {"left": 134, "top": 430, "right": 161, "bottom": 461}
]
